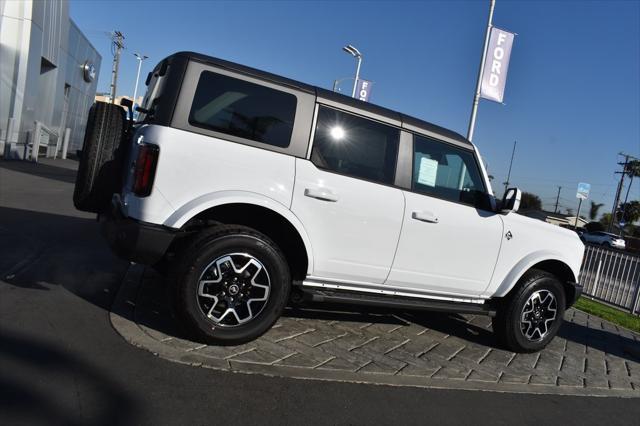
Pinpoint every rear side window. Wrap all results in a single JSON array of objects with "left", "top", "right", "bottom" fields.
[
  {"left": 311, "top": 106, "right": 399, "bottom": 185},
  {"left": 412, "top": 135, "right": 487, "bottom": 207},
  {"left": 188, "top": 71, "right": 297, "bottom": 147}
]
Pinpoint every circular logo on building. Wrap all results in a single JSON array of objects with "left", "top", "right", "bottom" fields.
[{"left": 83, "top": 61, "right": 96, "bottom": 82}]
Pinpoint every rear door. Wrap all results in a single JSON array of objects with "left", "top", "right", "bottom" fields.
[
  {"left": 291, "top": 105, "right": 405, "bottom": 284},
  {"left": 386, "top": 134, "right": 503, "bottom": 297}
]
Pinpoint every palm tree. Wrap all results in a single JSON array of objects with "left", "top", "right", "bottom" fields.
[
  {"left": 589, "top": 201, "right": 604, "bottom": 221},
  {"left": 619, "top": 160, "right": 640, "bottom": 225}
]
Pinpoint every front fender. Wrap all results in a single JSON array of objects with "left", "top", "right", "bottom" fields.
[
  {"left": 490, "top": 250, "right": 578, "bottom": 298},
  {"left": 164, "top": 190, "right": 314, "bottom": 274}
]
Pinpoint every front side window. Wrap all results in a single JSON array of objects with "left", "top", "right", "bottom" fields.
[
  {"left": 311, "top": 106, "right": 399, "bottom": 185},
  {"left": 412, "top": 135, "right": 487, "bottom": 207},
  {"left": 189, "top": 71, "right": 297, "bottom": 147}
]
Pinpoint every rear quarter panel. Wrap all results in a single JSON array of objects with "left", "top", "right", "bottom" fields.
[{"left": 122, "top": 125, "right": 296, "bottom": 226}]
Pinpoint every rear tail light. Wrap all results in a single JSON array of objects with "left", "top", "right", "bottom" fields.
[{"left": 132, "top": 144, "right": 159, "bottom": 197}]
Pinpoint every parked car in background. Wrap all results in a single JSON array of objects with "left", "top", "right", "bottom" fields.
[{"left": 581, "top": 231, "right": 626, "bottom": 249}]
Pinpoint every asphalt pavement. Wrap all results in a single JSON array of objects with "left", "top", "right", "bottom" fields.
[{"left": 1, "top": 158, "right": 639, "bottom": 426}]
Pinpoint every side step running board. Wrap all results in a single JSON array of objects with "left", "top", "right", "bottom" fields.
[{"left": 300, "top": 288, "right": 496, "bottom": 317}]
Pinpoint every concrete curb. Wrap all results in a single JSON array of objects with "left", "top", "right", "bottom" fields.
[{"left": 110, "top": 265, "right": 640, "bottom": 398}]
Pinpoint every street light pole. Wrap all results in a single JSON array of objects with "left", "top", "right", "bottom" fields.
[
  {"left": 133, "top": 53, "right": 149, "bottom": 105},
  {"left": 342, "top": 45, "right": 363, "bottom": 99},
  {"left": 352, "top": 55, "right": 362, "bottom": 98},
  {"left": 466, "top": 0, "right": 496, "bottom": 142}
]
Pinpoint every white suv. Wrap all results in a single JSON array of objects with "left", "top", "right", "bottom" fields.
[
  {"left": 73, "top": 52, "right": 584, "bottom": 352},
  {"left": 581, "top": 231, "right": 626, "bottom": 250}
]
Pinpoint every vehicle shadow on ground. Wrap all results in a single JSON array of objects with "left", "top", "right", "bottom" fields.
[
  {"left": 0, "top": 159, "right": 78, "bottom": 184},
  {"left": 0, "top": 328, "right": 138, "bottom": 426},
  {"left": 557, "top": 321, "right": 639, "bottom": 361},
  {"left": 0, "top": 205, "right": 128, "bottom": 311},
  {"left": 138, "top": 272, "right": 639, "bottom": 362},
  {"left": 287, "top": 303, "right": 500, "bottom": 348}
]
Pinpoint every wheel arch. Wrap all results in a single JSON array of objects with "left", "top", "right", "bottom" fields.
[
  {"left": 165, "top": 191, "right": 313, "bottom": 279},
  {"left": 493, "top": 253, "right": 578, "bottom": 308}
]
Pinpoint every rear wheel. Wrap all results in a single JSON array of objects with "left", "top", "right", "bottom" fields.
[
  {"left": 73, "top": 101, "right": 127, "bottom": 213},
  {"left": 492, "top": 269, "right": 566, "bottom": 352},
  {"left": 170, "top": 225, "right": 291, "bottom": 345}
]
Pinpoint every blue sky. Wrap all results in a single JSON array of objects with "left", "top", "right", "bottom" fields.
[{"left": 71, "top": 0, "right": 640, "bottom": 217}]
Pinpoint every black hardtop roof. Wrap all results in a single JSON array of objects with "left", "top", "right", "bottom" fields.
[{"left": 170, "top": 51, "right": 471, "bottom": 147}]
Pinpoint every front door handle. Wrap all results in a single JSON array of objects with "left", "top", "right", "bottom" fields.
[
  {"left": 411, "top": 210, "right": 439, "bottom": 223},
  {"left": 304, "top": 187, "right": 340, "bottom": 202}
]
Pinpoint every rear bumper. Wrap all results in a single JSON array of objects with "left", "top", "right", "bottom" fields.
[
  {"left": 567, "top": 281, "right": 583, "bottom": 307},
  {"left": 100, "top": 198, "right": 176, "bottom": 265}
]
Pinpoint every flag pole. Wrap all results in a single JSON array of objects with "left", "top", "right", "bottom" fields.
[{"left": 466, "top": 0, "right": 496, "bottom": 142}]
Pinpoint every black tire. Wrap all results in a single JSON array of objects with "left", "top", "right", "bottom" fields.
[
  {"left": 73, "top": 101, "right": 127, "bottom": 213},
  {"left": 492, "top": 269, "right": 566, "bottom": 353},
  {"left": 170, "top": 225, "right": 291, "bottom": 345}
]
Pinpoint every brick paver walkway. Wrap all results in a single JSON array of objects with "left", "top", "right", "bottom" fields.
[{"left": 111, "top": 265, "right": 640, "bottom": 397}]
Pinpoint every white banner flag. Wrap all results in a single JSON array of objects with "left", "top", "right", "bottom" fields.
[{"left": 480, "top": 27, "right": 515, "bottom": 103}]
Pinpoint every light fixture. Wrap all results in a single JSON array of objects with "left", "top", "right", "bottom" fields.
[{"left": 342, "top": 45, "right": 362, "bottom": 58}]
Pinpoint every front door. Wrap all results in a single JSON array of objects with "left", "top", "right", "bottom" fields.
[
  {"left": 386, "top": 135, "right": 503, "bottom": 297},
  {"left": 291, "top": 105, "right": 404, "bottom": 284}
]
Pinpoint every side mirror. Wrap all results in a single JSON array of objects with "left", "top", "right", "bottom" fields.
[{"left": 501, "top": 187, "right": 521, "bottom": 213}]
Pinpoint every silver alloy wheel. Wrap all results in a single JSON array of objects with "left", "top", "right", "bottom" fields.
[
  {"left": 520, "top": 289, "right": 558, "bottom": 342},
  {"left": 196, "top": 253, "right": 271, "bottom": 327}
]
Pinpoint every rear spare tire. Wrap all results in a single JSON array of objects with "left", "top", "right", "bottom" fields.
[{"left": 73, "top": 101, "right": 128, "bottom": 213}]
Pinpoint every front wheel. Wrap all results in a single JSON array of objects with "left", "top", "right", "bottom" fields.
[
  {"left": 170, "top": 225, "right": 291, "bottom": 345},
  {"left": 492, "top": 269, "right": 566, "bottom": 352}
]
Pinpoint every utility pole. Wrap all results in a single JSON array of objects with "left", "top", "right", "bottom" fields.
[
  {"left": 617, "top": 154, "right": 639, "bottom": 234},
  {"left": 608, "top": 153, "right": 631, "bottom": 232},
  {"left": 467, "top": 0, "right": 496, "bottom": 142},
  {"left": 109, "top": 31, "right": 125, "bottom": 103},
  {"left": 554, "top": 186, "right": 562, "bottom": 213},
  {"left": 503, "top": 140, "right": 517, "bottom": 195}
]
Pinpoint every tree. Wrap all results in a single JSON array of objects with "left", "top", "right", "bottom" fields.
[
  {"left": 625, "top": 160, "right": 640, "bottom": 179},
  {"left": 588, "top": 201, "right": 604, "bottom": 220},
  {"left": 566, "top": 208, "right": 574, "bottom": 216},
  {"left": 520, "top": 192, "right": 542, "bottom": 210},
  {"left": 600, "top": 212, "right": 612, "bottom": 228},
  {"left": 585, "top": 221, "right": 605, "bottom": 232},
  {"left": 618, "top": 200, "right": 640, "bottom": 224}
]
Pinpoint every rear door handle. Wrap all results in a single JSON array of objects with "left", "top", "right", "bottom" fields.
[
  {"left": 304, "top": 187, "right": 340, "bottom": 202},
  {"left": 411, "top": 210, "right": 439, "bottom": 223}
]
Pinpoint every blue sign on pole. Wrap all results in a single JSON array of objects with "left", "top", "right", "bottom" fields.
[
  {"left": 355, "top": 79, "right": 373, "bottom": 102},
  {"left": 576, "top": 182, "right": 591, "bottom": 200}
]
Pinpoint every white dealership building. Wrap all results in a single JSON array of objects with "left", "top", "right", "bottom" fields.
[{"left": 0, "top": 0, "right": 101, "bottom": 159}]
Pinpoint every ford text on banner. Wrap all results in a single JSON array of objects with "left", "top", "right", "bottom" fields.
[
  {"left": 480, "top": 27, "right": 515, "bottom": 103},
  {"left": 355, "top": 79, "right": 372, "bottom": 102}
]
